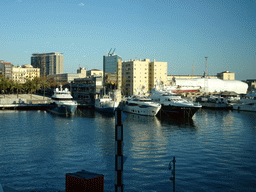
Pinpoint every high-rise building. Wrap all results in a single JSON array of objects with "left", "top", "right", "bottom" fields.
[
  {"left": 103, "top": 52, "right": 122, "bottom": 87},
  {"left": 122, "top": 59, "right": 167, "bottom": 96},
  {"left": 31, "top": 52, "right": 63, "bottom": 76}
]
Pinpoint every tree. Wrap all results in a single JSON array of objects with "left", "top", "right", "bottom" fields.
[
  {"left": 39, "top": 76, "right": 51, "bottom": 100},
  {"left": 0, "top": 75, "right": 11, "bottom": 98},
  {"left": 24, "top": 78, "right": 40, "bottom": 100},
  {"left": 14, "top": 81, "right": 24, "bottom": 98}
]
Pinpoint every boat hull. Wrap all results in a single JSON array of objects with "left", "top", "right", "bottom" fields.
[
  {"left": 157, "top": 105, "right": 200, "bottom": 118},
  {"left": 47, "top": 104, "right": 77, "bottom": 116},
  {"left": 95, "top": 100, "right": 119, "bottom": 113},
  {"left": 122, "top": 104, "right": 161, "bottom": 116},
  {"left": 232, "top": 103, "right": 256, "bottom": 112},
  {"left": 200, "top": 102, "right": 232, "bottom": 109}
]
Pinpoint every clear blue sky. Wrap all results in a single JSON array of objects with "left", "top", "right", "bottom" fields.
[{"left": 1, "top": 0, "right": 255, "bottom": 80}]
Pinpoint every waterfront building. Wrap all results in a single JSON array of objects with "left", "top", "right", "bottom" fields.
[
  {"left": 167, "top": 74, "right": 217, "bottom": 83},
  {"left": 122, "top": 58, "right": 167, "bottom": 96},
  {"left": 217, "top": 71, "right": 235, "bottom": 80},
  {"left": 71, "top": 76, "right": 103, "bottom": 104},
  {"left": 245, "top": 79, "right": 256, "bottom": 92},
  {"left": 12, "top": 64, "right": 40, "bottom": 84},
  {"left": 31, "top": 52, "right": 63, "bottom": 76},
  {"left": 0, "top": 60, "right": 12, "bottom": 79},
  {"left": 172, "top": 78, "right": 248, "bottom": 94},
  {"left": 49, "top": 66, "right": 87, "bottom": 83},
  {"left": 103, "top": 52, "right": 122, "bottom": 87},
  {"left": 149, "top": 59, "right": 168, "bottom": 91}
]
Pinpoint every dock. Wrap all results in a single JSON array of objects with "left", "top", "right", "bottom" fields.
[{"left": 0, "top": 94, "right": 50, "bottom": 110}]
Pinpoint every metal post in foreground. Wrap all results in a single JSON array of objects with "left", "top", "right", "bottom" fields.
[
  {"left": 115, "top": 108, "right": 123, "bottom": 192},
  {"left": 169, "top": 157, "right": 176, "bottom": 192}
]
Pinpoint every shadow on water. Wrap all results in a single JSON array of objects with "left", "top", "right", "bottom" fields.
[
  {"left": 76, "top": 108, "right": 96, "bottom": 118},
  {"left": 76, "top": 108, "right": 116, "bottom": 119},
  {"left": 157, "top": 115, "right": 196, "bottom": 128}
]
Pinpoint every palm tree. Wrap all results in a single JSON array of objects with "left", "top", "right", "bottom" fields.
[
  {"left": 0, "top": 75, "right": 11, "bottom": 98},
  {"left": 14, "top": 81, "right": 24, "bottom": 98},
  {"left": 39, "top": 76, "right": 51, "bottom": 100},
  {"left": 24, "top": 78, "right": 39, "bottom": 100}
]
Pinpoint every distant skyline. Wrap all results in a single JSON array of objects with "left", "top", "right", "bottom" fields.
[{"left": 1, "top": 0, "right": 255, "bottom": 80}]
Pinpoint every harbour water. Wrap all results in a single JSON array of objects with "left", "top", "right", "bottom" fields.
[{"left": 0, "top": 109, "right": 256, "bottom": 192}]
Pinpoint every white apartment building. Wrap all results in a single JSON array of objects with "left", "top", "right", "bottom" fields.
[{"left": 12, "top": 64, "right": 40, "bottom": 84}]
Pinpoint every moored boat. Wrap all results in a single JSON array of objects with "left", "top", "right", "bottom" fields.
[
  {"left": 149, "top": 88, "right": 202, "bottom": 118},
  {"left": 232, "top": 92, "right": 256, "bottom": 112},
  {"left": 195, "top": 95, "right": 232, "bottom": 109},
  {"left": 95, "top": 94, "right": 119, "bottom": 113},
  {"left": 47, "top": 85, "right": 77, "bottom": 116},
  {"left": 120, "top": 95, "right": 161, "bottom": 116}
]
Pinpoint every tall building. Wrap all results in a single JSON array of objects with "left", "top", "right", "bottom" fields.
[
  {"left": 122, "top": 58, "right": 167, "bottom": 96},
  {"left": 149, "top": 59, "right": 168, "bottom": 90},
  {"left": 31, "top": 52, "right": 63, "bottom": 76},
  {"left": 103, "top": 52, "right": 122, "bottom": 86},
  {"left": 0, "top": 60, "right": 12, "bottom": 78}
]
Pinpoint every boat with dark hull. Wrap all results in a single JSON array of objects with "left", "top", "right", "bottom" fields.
[
  {"left": 149, "top": 88, "right": 202, "bottom": 118},
  {"left": 47, "top": 85, "right": 77, "bottom": 116}
]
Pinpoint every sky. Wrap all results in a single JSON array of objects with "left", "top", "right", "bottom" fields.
[{"left": 0, "top": 0, "right": 255, "bottom": 80}]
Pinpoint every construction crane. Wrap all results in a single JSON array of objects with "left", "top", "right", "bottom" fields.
[
  {"left": 192, "top": 62, "right": 198, "bottom": 76},
  {"left": 108, "top": 48, "right": 116, "bottom": 56}
]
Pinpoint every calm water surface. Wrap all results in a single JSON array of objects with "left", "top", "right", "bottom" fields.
[{"left": 0, "top": 109, "right": 256, "bottom": 192}]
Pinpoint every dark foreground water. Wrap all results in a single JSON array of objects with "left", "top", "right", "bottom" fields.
[{"left": 0, "top": 109, "right": 256, "bottom": 192}]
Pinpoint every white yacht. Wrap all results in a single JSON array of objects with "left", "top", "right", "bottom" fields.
[
  {"left": 232, "top": 92, "right": 256, "bottom": 112},
  {"left": 95, "top": 94, "right": 119, "bottom": 113},
  {"left": 149, "top": 88, "right": 202, "bottom": 118},
  {"left": 120, "top": 95, "right": 161, "bottom": 116},
  {"left": 48, "top": 85, "right": 77, "bottom": 116}
]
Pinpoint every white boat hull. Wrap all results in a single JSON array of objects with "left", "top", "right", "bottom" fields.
[{"left": 122, "top": 104, "right": 161, "bottom": 116}]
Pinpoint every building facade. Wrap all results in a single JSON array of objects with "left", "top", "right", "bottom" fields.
[
  {"left": 103, "top": 53, "right": 122, "bottom": 86},
  {"left": 245, "top": 79, "right": 256, "bottom": 92},
  {"left": 217, "top": 71, "right": 235, "bottom": 80},
  {"left": 49, "top": 67, "right": 87, "bottom": 83},
  {"left": 0, "top": 60, "right": 12, "bottom": 79},
  {"left": 12, "top": 64, "right": 40, "bottom": 84},
  {"left": 121, "top": 59, "right": 167, "bottom": 96},
  {"left": 86, "top": 69, "right": 103, "bottom": 77},
  {"left": 149, "top": 59, "right": 168, "bottom": 90},
  {"left": 31, "top": 52, "right": 63, "bottom": 76},
  {"left": 71, "top": 76, "right": 103, "bottom": 104}
]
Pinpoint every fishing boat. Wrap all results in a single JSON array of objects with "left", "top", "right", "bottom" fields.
[
  {"left": 95, "top": 93, "right": 119, "bottom": 113},
  {"left": 47, "top": 85, "right": 77, "bottom": 116},
  {"left": 149, "top": 88, "right": 202, "bottom": 118},
  {"left": 120, "top": 95, "right": 161, "bottom": 116}
]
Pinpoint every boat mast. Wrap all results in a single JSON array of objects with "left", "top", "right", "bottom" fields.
[{"left": 204, "top": 57, "right": 208, "bottom": 93}]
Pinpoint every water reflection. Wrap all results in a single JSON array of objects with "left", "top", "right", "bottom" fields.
[{"left": 158, "top": 116, "right": 196, "bottom": 127}]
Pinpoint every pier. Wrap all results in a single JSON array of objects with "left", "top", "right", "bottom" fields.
[{"left": 0, "top": 94, "right": 50, "bottom": 110}]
